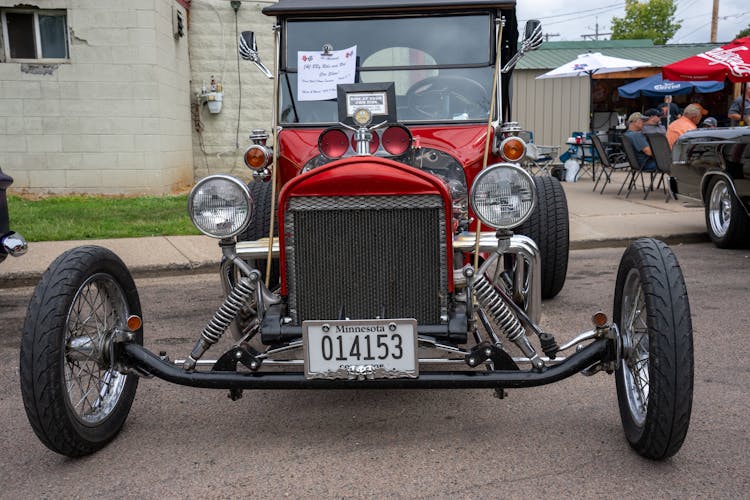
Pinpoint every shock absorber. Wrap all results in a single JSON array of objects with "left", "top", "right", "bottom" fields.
[
  {"left": 183, "top": 277, "right": 256, "bottom": 370},
  {"left": 473, "top": 275, "right": 544, "bottom": 369}
]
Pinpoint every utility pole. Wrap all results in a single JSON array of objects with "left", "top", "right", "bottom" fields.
[
  {"left": 581, "top": 17, "right": 612, "bottom": 40},
  {"left": 710, "top": 0, "right": 719, "bottom": 42}
]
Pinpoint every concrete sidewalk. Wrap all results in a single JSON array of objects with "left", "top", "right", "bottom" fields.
[{"left": 0, "top": 174, "right": 706, "bottom": 288}]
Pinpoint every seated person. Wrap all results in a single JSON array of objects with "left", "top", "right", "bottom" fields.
[
  {"left": 624, "top": 112, "right": 656, "bottom": 171},
  {"left": 702, "top": 117, "right": 718, "bottom": 128},
  {"left": 728, "top": 86, "right": 750, "bottom": 126},
  {"left": 642, "top": 108, "right": 666, "bottom": 134},
  {"left": 666, "top": 104, "right": 702, "bottom": 147}
]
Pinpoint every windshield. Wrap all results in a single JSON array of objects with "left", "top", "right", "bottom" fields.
[{"left": 281, "top": 14, "right": 494, "bottom": 125}]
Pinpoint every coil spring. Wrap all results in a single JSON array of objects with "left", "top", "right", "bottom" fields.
[
  {"left": 473, "top": 276, "right": 525, "bottom": 342},
  {"left": 201, "top": 277, "right": 255, "bottom": 346}
]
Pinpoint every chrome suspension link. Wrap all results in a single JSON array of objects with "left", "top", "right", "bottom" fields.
[
  {"left": 473, "top": 274, "right": 544, "bottom": 370},
  {"left": 184, "top": 272, "right": 260, "bottom": 371}
]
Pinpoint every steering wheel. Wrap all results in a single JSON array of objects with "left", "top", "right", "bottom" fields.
[{"left": 405, "top": 75, "right": 490, "bottom": 120}]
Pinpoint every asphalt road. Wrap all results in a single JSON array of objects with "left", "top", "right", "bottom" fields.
[{"left": 1, "top": 242, "right": 748, "bottom": 498}]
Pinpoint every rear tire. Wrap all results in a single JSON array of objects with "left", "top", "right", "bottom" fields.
[
  {"left": 705, "top": 177, "right": 749, "bottom": 248},
  {"left": 516, "top": 176, "right": 569, "bottom": 299},
  {"left": 613, "top": 238, "right": 693, "bottom": 460},
  {"left": 238, "top": 180, "right": 279, "bottom": 286},
  {"left": 20, "top": 246, "right": 141, "bottom": 457}
]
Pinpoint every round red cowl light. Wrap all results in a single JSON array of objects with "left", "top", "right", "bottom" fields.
[
  {"left": 318, "top": 128, "right": 349, "bottom": 159},
  {"left": 350, "top": 130, "right": 380, "bottom": 154},
  {"left": 381, "top": 125, "right": 412, "bottom": 156}
]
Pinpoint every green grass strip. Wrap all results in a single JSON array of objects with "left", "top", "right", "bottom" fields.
[{"left": 7, "top": 195, "right": 200, "bottom": 242}]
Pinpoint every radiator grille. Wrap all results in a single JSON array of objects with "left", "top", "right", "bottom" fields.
[{"left": 285, "top": 195, "right": 447, "bottom": 325}]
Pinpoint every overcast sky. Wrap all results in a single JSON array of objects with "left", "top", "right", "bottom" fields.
[{"left": 516, "top": 0, "right": 750, "bottom": 44}]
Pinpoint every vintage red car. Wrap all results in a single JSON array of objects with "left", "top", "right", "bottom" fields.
[{"left": 21, "top": 0, "right": 693, "bottom": 461}]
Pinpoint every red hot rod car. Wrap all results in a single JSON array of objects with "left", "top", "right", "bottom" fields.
[{"left": 21, "top": 0, "right": 693, "bottom": 461}]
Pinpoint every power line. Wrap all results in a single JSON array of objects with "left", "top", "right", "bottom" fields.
[
  {"left": 524, "top": 2, "right": 625, "bottom": 21},
  {"left": 544, "top": 7, "right": 627, "bottom": 27},
  {"left": 581, "top": 17, "right": 612, "bottom": 40}
]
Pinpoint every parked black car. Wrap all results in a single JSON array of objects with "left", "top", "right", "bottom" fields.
[
  {"left": 671, "top": 128, "right": 750, "bottom": 248},
  {"left": 0, "top": 167, "right": 28, "bottom": 263}
]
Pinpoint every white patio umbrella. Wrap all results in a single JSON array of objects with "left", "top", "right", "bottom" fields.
[{"left": 536, "top": 52, "right": 651, "bottom": 130}]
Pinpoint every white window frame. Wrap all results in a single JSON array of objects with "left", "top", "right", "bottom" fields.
[{"left": 1, "top": 9, "right": 69, "bottom": 63}]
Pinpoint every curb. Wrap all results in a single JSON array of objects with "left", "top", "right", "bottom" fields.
[
  {"left": 1, "top": 261, "right": 221, "bottom": 289},
  {"left": 1, "top": 233, "right": 709, "bottom": 289},
  {"left": 569, "top": 232, "right": 709, "bottom": 250}
]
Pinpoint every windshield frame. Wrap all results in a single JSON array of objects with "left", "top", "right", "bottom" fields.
[{"left": 278, "top": 11, "right": 499, "bottom": 127}]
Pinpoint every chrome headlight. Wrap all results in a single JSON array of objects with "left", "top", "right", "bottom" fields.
[
  {"left": 470, "top": 163, "right": 536, "bottom": 229},
  {"left": 188, "top": 175, "right": 254, "bottom": 238}
]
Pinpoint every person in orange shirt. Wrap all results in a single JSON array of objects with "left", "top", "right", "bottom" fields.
[{"left": 666, "top": 104, "right": 702, "bottom": 147}]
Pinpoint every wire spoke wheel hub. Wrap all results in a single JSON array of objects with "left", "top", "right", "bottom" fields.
[
  {"left": 619, "top": 269, "right": 650, "bottom": 426},
  {"left": 64, "top": 273, "right": 130, "bottom": 425}
]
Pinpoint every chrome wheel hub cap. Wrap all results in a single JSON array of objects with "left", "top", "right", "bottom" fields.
[
  {"left": 708, "top": 180, "right": 731, "bottom": 237},
  {"left": 64, "top": 274, "right": 129, "bottom": 425}
]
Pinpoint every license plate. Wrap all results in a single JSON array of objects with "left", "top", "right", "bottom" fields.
[{"left": 303, "top": 319, "right": 418, "bottom": 380}]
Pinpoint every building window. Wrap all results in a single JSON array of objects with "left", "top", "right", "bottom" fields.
[{"left": 1, "top": 9, "right": 68, "bottom": 61}]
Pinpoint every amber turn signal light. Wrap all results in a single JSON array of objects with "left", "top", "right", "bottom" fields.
[
  {"left": 127, "top": 315, "right": 142, "bottom": 331},
  {"left": 592, "top": 311, "right": 608, "bottom": 328},
  {"left": 499, "top": 137, "right": 526, "bottom": 162},
  {"left": 243, "top": 144, "right": 271, "bottom": 170}
]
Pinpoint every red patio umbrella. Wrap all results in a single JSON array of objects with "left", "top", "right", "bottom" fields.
[{"left": 662, "top": 37, "right": 750, "bottom": 82}]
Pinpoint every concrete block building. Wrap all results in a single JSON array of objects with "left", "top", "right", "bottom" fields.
[
  {"left": 0, "top": 1, "right": 740, "bottom": 194},
  {"left": 187, "top": 0, "right": 275, "bottom": 181},
  {"left": 0, "top": 0, "right": 194, "bottom": 194}
]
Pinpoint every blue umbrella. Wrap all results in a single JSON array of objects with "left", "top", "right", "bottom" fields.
[{"left": 617, "top": 73, "right": 723, "bottom": 98}]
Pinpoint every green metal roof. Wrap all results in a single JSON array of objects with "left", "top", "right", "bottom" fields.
[{"left": 516, "top": 40, "right": 722, "bottom": 70}]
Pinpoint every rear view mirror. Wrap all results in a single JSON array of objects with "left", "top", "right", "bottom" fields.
[
  {"left": 522, "top": 20, "right": 543, "bottom": 52},
  {"left": 239, "top": 31, "right": 258, "bottom": 60},
  {"left": 238, "top": 31, "right": 273, "bottom": 79},
  {"left": 501, "top": 19, "right": 544, "bottom": 73}
]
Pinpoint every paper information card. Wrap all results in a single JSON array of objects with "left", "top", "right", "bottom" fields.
[{"left": 297, "top": 46, "right": 357, "bottom": 101}]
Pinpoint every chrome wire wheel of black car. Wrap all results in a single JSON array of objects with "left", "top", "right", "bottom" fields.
[
  {"left": 705, "top": 176, "right": 749, "bottom": 248},
  {"left": 613, "top": 238, "right": 693, "bottom": 460},
  {"left": 20, "top": 246, "right": 141, "bottom": 457}
]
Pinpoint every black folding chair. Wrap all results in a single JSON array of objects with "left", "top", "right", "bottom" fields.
[
  {"left": 618, "top": 134, "right": 650, "bottom": 199},
  {"left": 591, "top": 133, "right": 630, "bottom": 194},
  {"left": 644, "top": 132, "right": 673, "bottom": 202}
]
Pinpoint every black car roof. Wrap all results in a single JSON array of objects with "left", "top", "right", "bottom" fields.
[{"left": 263, "top": 0, "right": 515, "bottom": 16}]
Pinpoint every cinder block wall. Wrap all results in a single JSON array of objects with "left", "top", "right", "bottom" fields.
[
  {"left": 188, "top": 0, "right": 275, "bottom": 181},
  {"left": 0, "top": 0, "right": 193, "bottom": 194}
]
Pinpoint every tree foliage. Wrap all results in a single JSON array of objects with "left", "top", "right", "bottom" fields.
[
  {"left": 611, "top": 0, "right": 681, "bottom": 45},
  {"left": 737, "top": 24, "right": 750, "bottom": 39}
]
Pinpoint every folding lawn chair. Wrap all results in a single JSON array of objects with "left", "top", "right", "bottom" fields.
[
  {"left": 618, "top": 134, "right": 651, "bottom": 199},
  {"left": 644, "top": 132, "right": 674, "bottom": 202},
  {"left": 591, "top": 133, "right": 630, "bottom": 194}
]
